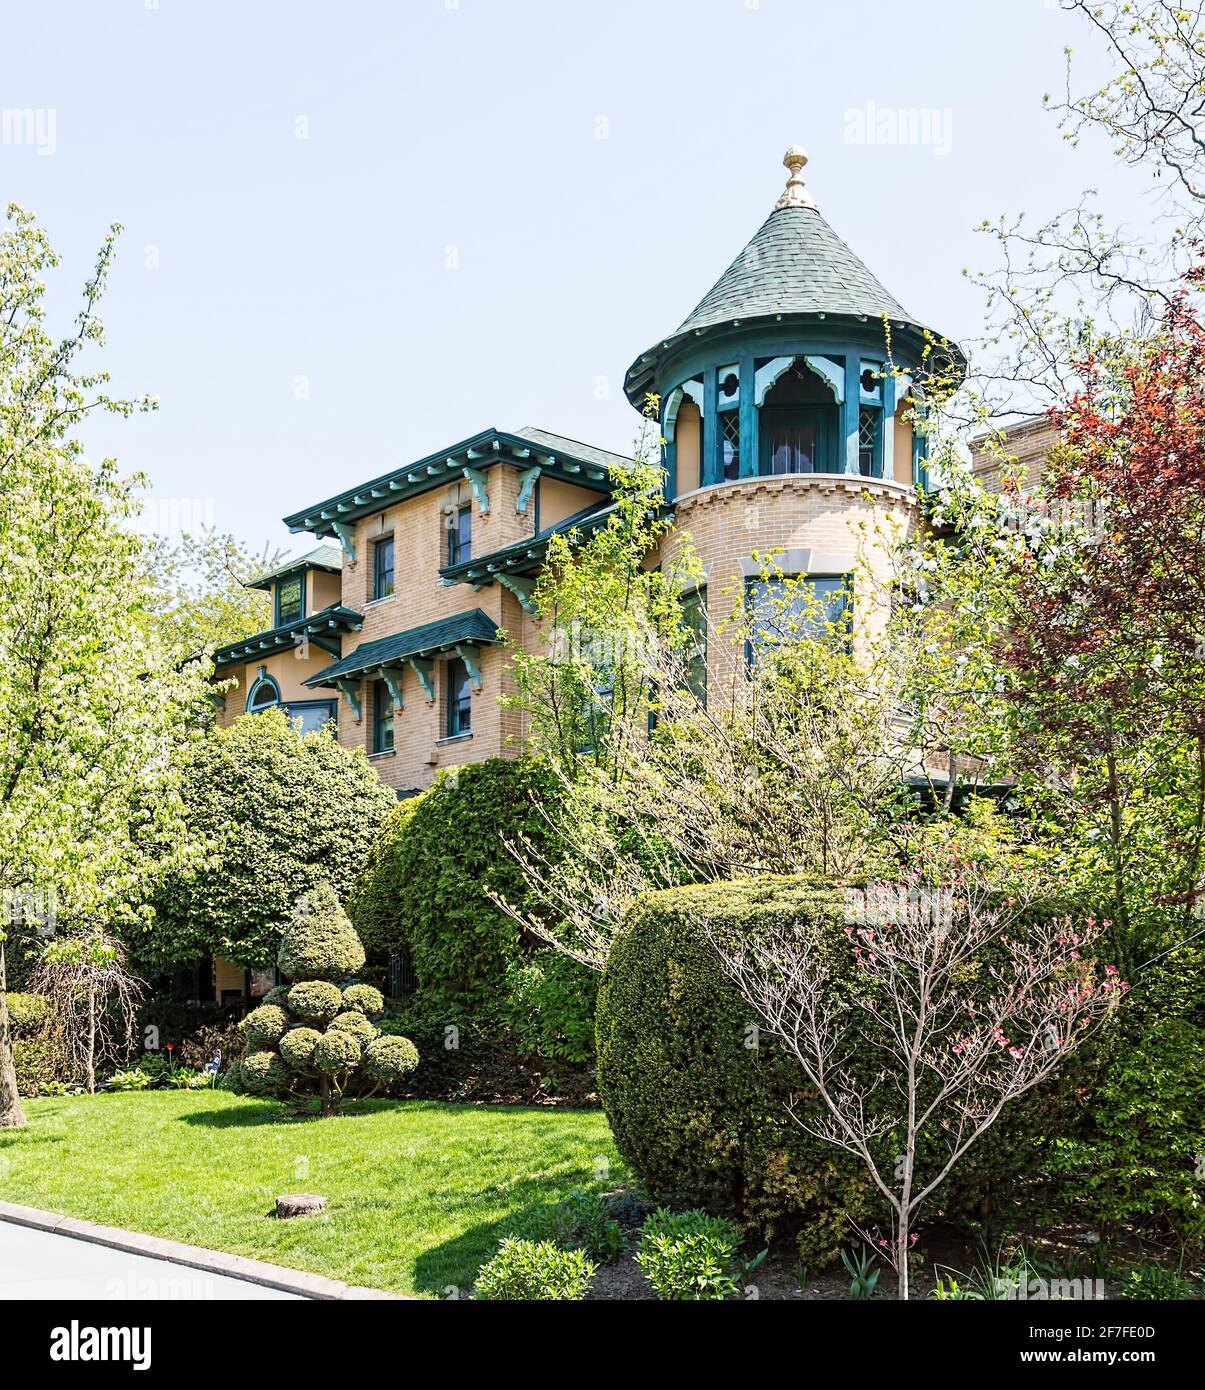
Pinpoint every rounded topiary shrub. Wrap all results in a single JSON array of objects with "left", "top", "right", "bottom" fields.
[
  {"left": 328, "top": 1011, "right": 375, "bottom": 1046},
  {"left": 596, "top": 876, "right": 874, "bottom": 1259},
  {"left": 241, "top": 1004, "right": 289, "bottom": 1050},
  {"left": 341, "top": 983, "right": 383, "bottom": 1015},
  {"left": 278, "top": 1027, "right": 322, "bottom": 1069},
  {"left": 240, "top": 1050, "right": 290, "bottom": 1096},
  {"left": 313, "top": 1027, "right": 362, "bottom": 1072},
  {"left": 287, "top": 979, "right": 343, "bottom": 1025},
  {"left": 278, "top": 882, "right": 366, "bottom": 981},
  {"left": 229, "top": 884, "right": 418, "bottom": 1115},
  {"left": 363, "top": 1034, "right": 419, "bottom": 1086}
]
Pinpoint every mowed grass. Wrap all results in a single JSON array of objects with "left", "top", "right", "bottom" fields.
[{"left": 0, "top": 1092, "right": 625, "bottom": 1297}]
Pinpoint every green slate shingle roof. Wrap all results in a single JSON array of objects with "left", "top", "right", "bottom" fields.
[
  {"left": 674, "top": 206, "right": 914, "bottom": 338},
  {"left": 306, "top": 608, "right": 499, "bottom": 686},
  {"left": 624, "top": 153, "right": 963, "bottom": 403},
  {"left": 247, "top": 542, "right": 343, "bottom": 591},
  {"left": 212, "top": 604, "right": 363, "bottom": 667},
  {"left": 439, "top": 497, "right": 618, "bottom": 585}
]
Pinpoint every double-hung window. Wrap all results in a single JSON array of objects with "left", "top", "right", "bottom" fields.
[
  {"left": 275, "top": 575, "right": 304, "bottom": 626},
  {"left": 373, "top": 680, "right": 395, "bottom": 753},
  {"left": 447, "top": 506, "right": 471, "bottom": 566},
  {"left": 373, "top": 537, "right": 395, "bottom": 600},
  {"left": 747, "top": 574, "right": 850, "bottom": 656},
  {"left": 446, "top": 658, "right": 472, "bottom": 737}
]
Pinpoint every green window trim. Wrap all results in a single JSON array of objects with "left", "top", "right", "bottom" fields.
[
  {"left": 373, "top": 536, "right": 395, "bottom": 600},
  {"left": 744, "top": 573, "right": 852, "bottom": 664},
  {"left": 246, "top": 671, "right": 282, "bottom": 712},
  {"left": 280, "top": 699, "right": 337, "bottom": 735},
  {"left": 858, "top": 404, "right": 882, "bottom": 478},
  {"left": 447, "top": 505, "right": 472, "bottom": 567},
  {"left": 373, "top": 680, "right": 395, "bottom": 753},
  {"left": 682, "top": 585, "right": 708, "bottom": 706},
  {"left": 445, "top": 657, "right": 472, "bottom": 738},
  {"left": 275, "top": 574, "right": 305, "bottom": 626}
]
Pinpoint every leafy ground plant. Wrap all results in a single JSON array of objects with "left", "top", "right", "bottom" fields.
[
  {"left": 474, "top": 1238, "right": 595, "bottom": 1300},
  {"left": 528, "top": 1189, "right": 623, "bottom": 1263},
  {"left": 1119, "top": 1262, "right": 1199, "bottom": 1300},
  {"left": 636, "top": 1208, "right": 741, "bottom": 1300},
  {"left": 840, "top": 1245, "right": 880, "bottom": 1299}
]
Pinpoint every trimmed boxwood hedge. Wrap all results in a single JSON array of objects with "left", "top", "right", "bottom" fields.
[{"left": 596, "top": 876, "right": 875, "bottom": 1262}]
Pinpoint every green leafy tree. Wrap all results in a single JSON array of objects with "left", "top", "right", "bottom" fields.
[
  {"left": 0, "top": 205, "right": 209, "bottom": 1127},
  {"left": 151, "top": 709, "right": 394, "bottom": 969},
  {"left": 230, "top": 884, "right": 418, "bottom": 1116},
  {"left": 148, "top": 528, "right": 283, "bottom": 661}
]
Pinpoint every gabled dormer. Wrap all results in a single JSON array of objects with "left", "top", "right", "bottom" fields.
[{"left": 246, "top": 542, "right": 345, "bottom": 628}]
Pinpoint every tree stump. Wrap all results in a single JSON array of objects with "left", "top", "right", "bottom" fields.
[{"left": 275, "top": 1193, "right": 327, "bottom": 1219}]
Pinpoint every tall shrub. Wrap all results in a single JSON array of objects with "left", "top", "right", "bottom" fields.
[{"left": 151, "top": 710, "right": 394, "bottom": 968}]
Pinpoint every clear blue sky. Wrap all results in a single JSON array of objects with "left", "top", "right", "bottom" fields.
[{"left": 5, "top": 0, "right": 1138, "bottom": 557}]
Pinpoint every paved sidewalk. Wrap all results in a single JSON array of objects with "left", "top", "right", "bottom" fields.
[
  {"left": 0, "top": 1220, "right": 302, "bottom": 1300},
  {"left": 0, "top": 1200, "right": 404, "bottom": 1300}
]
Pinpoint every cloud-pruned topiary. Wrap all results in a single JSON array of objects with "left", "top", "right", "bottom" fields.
[{"left": 232, "top": 885, "right": 418, "bottom": 1115}]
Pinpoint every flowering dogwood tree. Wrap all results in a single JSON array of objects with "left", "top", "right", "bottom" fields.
[
  {"left": 715, "top": 871, "right": 1128, "bottom": 1300},
  {"left": 0, "top": 206, "right": 209, "bottom": 1127}
]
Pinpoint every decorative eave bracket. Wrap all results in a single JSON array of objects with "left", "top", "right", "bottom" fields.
[
  {"left": 379, "top": 664, "right": 406, "bottom": 711},
  {"left": 407, "top": 656, "right": 436, "bottom": 701},
  {"left": 332, "top": 522, "right": 357, "bottom": 563},
  {"left": 454, "top": 643, "right": 483, "bottom": 690},
  {"left": 516, "top": 466, "right": 541, "bottom": 514},
  {"left": 333, "top": 678, "right": 362, "bottom": 719},
  {"left": 497, "top": 572, "right": 537, "bottom": 616},
  {"left": 463, "top": 467, "right": 490, "bottom": 515}
]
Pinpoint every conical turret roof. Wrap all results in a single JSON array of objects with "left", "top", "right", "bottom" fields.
[{"left": 625, "top": 147, "right": 960, "bottom": 404}]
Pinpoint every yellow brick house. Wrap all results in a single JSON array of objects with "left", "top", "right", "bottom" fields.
[{"left": 215, "top": 147, "right": 963, "bottom": 798}]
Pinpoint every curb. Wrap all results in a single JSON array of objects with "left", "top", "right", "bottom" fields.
[{"left": 0, "top": 1199, "right": 408, "bottom": 1300}]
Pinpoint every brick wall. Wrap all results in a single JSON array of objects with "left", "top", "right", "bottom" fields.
[{"left": 971, "top": 415, "right": 1060, "bottom": 494}]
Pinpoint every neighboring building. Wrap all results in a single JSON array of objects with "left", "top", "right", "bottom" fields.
[{"left": 215, "top": 147, "right": 964, "bottom": 796}]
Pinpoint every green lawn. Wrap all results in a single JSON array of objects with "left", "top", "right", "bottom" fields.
[{"left": 0, "top": 1092, "right": 625, "bottom": 1297}]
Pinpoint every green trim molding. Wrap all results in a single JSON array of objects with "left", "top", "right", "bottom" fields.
[{"left": 283, "top": 427, "right": 628, "bottom": 541}]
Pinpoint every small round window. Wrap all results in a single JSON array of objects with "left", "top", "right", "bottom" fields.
[{"left": 721, "top": 373, "right": 739, "bottom": 398}]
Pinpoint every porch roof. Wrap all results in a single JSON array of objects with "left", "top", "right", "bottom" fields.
[{"left": 305, "top": 607, "right": 500, "bottom": 686}]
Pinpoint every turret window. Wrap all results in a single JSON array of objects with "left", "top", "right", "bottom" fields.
[
  {"left": 720, "top": 412, "right": 741, "bottom": 481},
  {"left": 747, "top": 575, "right": 851, "bottom": 653},
  {"left": 758, "top": 358, "right": 839, "bottom": 474},
  {"left": 858, "top": 407, "right": 881, "bottom": 477}
]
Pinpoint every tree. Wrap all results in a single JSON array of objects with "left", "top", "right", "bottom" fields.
[
  {"left": 148, "top": 528, "right": 283, "bottom": 662},
  {"left": 968, "top": 1, "right": 1205, "bottom": 415},
  {"left": 150, "top": 709, "right": 394, "bottom": 969},
  {"left": 501, "top": 439, "right": 1020, "bottom": 971},
  {"left": 715, "top": 869, "right": 1128, "bottom": 1300},
  {"left": 230, "top": 884, "right": 418, "bottom": 1116},
  {"left": 28, "top": 930, "right": 145, "bottom": 1093},
  {"left": 0, "top": 205, "right": 210, "bottom": 1128}
]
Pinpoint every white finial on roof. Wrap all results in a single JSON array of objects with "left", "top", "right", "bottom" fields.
[{"left": 775, "top": 146, "right": 816, "bottom": 210}]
